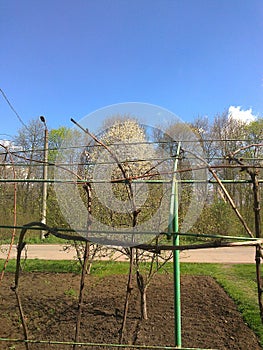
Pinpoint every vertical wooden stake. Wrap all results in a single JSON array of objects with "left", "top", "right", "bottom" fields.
[{"left": 250, "top": 171, "right": 263, "bottom": 322}]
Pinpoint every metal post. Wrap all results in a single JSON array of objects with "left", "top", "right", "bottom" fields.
[
  {"left": 40, "top": 116, "right": 48, "bottom": 239},
  {"left": 168, "top": 142, "right": 181, "bottom": 347}
]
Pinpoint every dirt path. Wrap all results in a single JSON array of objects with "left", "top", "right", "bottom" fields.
[{"left": 0, "top": 244, "right": 256, "bottom": 263}]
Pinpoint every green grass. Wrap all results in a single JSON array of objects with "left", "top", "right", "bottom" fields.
[
  {"left": 0, "top": 259, "right": 262, "bottom": 345},
  {"left": 0, "top": 259, "right": 82, "bottom": 273},
  {"left": 180, "top": 263, "right": 263, "bottom": 346},
  {"left": 0, "top": 235, "right": 70, "bottom": 244},
  {"left": 22, "top": 235, "right": 70, "bottom": 244},
  {"left": 0, "top": 259, "right": 132, "bottom": 275},
  {"left": 214, "top": 264, "right": 262, "bottom": 344}
]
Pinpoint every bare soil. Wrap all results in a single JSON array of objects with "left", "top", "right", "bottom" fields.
[{"left": 0, "top": 272, "right": 261, "bottom": 350}]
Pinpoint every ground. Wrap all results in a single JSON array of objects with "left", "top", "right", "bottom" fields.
[{"left": 0, "top": 272, "right": 261, "bottom": 350}]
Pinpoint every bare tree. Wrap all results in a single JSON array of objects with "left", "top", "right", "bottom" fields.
[
  {"left": 14, "top": 119, "right": 45, "bottom": 220},
  {"left": 227, "top": 143, "right": 263, "bottom": 321}
]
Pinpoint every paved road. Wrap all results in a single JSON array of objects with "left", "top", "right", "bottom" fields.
[{"left": 0, "top": 244, "right": 257, "bottom": 263}]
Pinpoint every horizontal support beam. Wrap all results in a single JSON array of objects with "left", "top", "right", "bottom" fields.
[
  {"left": 0, "top": 225, "right": 258, "bottom": 241},
  {"left": 0, "top": 178, "right": 263, "bottom": 184}
]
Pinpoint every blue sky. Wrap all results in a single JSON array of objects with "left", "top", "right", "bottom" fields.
[{"left": 1, "top": 0, "right": 263, "bottom": 138}]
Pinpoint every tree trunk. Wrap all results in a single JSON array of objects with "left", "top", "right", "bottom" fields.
[
  {"left": 250, "top": 171, "right": 263, "bottom": 322},
  {"left": 74, "top": 182, "right": 92, "bottom": 348},
  {"left": 136, "top": 270, "right": 148, "bottom": 320},
  {"left": 140, "top": 287, "right": 148, "bottom": 320},
  {"left": 73, "top": 241, "right": 90, "bottom": 349},
  {"left": 119, "top": 248, "right": 134, "bottom": 343}
]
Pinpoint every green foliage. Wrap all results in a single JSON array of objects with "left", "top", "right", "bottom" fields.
[
  {"left": 245, "top": 118, "right": 263, "bottom": 142},
  {"left": 191, "top": 199, "right": 242, "bottom": 237},
  {"left": 48, "top": 126, "right": 75, "bottom": 163}
]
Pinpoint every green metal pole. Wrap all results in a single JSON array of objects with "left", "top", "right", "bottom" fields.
[
  {"left": 173, "top": 173, "right": 181, "bottom": 348},
  {"left": 168, "top": 142, "right": 182, "bottom": 348}
]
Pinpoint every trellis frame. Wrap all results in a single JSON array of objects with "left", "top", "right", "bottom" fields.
[{"left": 0, "top": 140, "right": 262, "bottom": 349}]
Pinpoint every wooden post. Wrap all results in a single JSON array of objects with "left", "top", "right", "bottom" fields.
[{"left": 250, "top": 170, "right": 263, "bottom": 322}]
